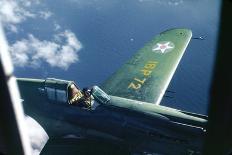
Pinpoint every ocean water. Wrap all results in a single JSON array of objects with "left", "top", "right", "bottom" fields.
[{"left": 12, "top": 0, "right": 221, "bottom": 115}]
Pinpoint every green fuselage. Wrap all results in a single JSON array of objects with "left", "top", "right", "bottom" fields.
[{"left": 17, "top": 78, "right": 207, "bottom": 155}]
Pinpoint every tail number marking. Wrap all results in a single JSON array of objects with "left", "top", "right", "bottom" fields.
[{"left": 128, "top": 61, "right": 158, "bottom": 90}]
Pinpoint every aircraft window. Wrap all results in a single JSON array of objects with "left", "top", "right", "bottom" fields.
[
  {"left": 45, "top": 87, "right": 68, "bottom": 104},
  {"left": 46, "top": 87, "right": 55, "bottom": 101},
  {"left": 45, "top": 78, "right": 71, "bottom": 104},
  {"left": 56, "top": 89, "right": 67, "bottom": 103},
  {"left": 92, "top": 86, "right": 110, "bottom": 104}
]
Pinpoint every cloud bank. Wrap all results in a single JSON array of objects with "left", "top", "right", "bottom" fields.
[
  {"left": 0, "top": 0, "right": 82, "bottom": 70},
  {"left": 10, "top": 30, "right": 82, "bottom": 70}
]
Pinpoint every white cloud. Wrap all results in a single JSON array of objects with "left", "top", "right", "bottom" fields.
[
  {"left": 20, "top": 0, "right": 40, "bottom": 7},
  {"left": 54, "top": 22, "right": 61, "bottom": 31},
  {"left": 138, "top": 0, "right": 183, "bottom": 6},
  {"left": 0, "top": 0, "right": 52, "bottom": 32},
  {"left": 39, "top": 11, "right": 53, "bottom": 19},
  {"left": 10, "top": 30, "right": 82, "bottom": 70},
  {"left": 0, "top": 0, "right": 36, "bottom": 32},
  {"left": 0, "top": 0, "right": 83, "bottom": 70},
  {"left": 25, "top": 115, "right": 49, "bottom": 155}
]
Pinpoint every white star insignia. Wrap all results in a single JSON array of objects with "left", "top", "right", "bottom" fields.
[{"left": 152, "top": 41, "right": 174, "bottom": 54}]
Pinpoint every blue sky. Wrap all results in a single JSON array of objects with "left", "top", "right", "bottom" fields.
[{"left": 0, "top": 0, "right": 221, "bottom": 114}]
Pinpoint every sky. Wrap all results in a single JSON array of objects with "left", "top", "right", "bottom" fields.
[{"left": 0, "top": 0, "right": 221, "bottom": 114}]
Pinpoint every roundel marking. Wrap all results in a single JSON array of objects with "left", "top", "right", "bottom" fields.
[{"left": 152, "top": 41, "right": 175, "bottom": 54}]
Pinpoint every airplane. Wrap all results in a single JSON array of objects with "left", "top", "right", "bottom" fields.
[{"left": 15, "top": 28, "right": 208, "bottom": 155}]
